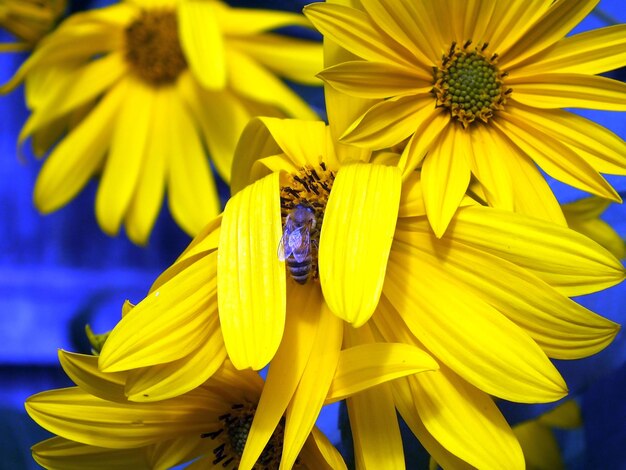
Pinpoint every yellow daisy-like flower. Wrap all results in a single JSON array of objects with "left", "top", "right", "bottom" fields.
[
  {"left": 27, "top": 351, "right": 349, "bottom": 470},
  {"left": 0, "top": 0, "right": 65, "bottom": 49},
  {"left": 2, "top": 0, "right": 322, "bottom": 244},
  {"left": 304, "top": 0, "right": 626, "bottom": 236},
  {"left": 97, "top": 117, "right": 622, "bottom": 467}
]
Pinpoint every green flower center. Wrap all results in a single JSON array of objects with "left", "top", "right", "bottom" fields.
[
  {"left": 203, "top": 403, "right": 287, "bottom": 469},
  {"left": 432, "top": 41, "right": 510, "bottom": 127},
  {"left": 279, "top": 163, "right": 336, "bottom": 284},
  {"left": 125, "top": 10, "right": 187, "bottom": 85}
]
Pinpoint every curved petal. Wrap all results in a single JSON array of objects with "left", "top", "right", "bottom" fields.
[
  {"left": 99, "top": 251, "right": 218, "bottom": 372},
  {"left": 218, "top": 172, "right": 285, "bottom": 370},
  {"left": 422, "top": 123, "right": 472, "bottom": 238},
  {"left": 58, "top": 351, "right": 127, "bottom": 403},
  {"left": 514, "top": 421, "right": 563, "bottom": 470},
  {"left": 325, "top": 342, "right": 438, "bottom": 403},
  {"left": 33, "top": 79, "right": 124, "bottom": 213},
  {"left": 447, "top": 205, "right": 626, "bottom": 296},
  {"left": 510, "top": 24, "right": 626, "bottom": 77},
  {"left": 398, "top": 108, "right": 449, "bottom": 177},
  {"left": 95, "top": 77, "right": 154, "bottom": 236},
  {"left": 384, "top": 250, "right": 568, "bottom": 403},
  {"left": 177, "top": 0, "right": 226, "bottom": 90},
  {"left": 299, "top": 429, "right": 347, "bottom": 470},
  {"left": 216, "top": 4, "right": 313, "bottom": 35},
  {"left": 509, "top": 74, "right": 626, "bottom": 111},
  {"left": 319, "top": 163, "right": 401, "bottom": 326}
]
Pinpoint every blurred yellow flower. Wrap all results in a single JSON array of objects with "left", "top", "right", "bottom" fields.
[
  {"left": 2, "top": 0, "right": 322, "bottom": 244},
  {"left": 304, "top": 0, "right": 626, "bottom": 237},
  {"left": 0, "top": 0, "right": 65, "bottom": 49}
]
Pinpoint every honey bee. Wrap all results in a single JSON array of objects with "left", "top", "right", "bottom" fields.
[{"left": 278, "top": 204, "right": 317, "bottom": 284}]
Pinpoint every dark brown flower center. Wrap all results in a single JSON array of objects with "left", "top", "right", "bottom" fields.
[
  {"left": 125, "top": 10, "right": 187, "bottom": 85},
  {"left": 432, "top": 40, "right": 510, "bottom": 127}
]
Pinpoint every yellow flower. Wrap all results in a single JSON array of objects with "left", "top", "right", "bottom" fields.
[
  {"left": 563, "top": 196, "right": 626, "bottom": 260},
  {"left": 2, "top": 0, "right": 322, "bottom": 244},
  {"left": 304, "top": 0, "right": 626, "bottom": 237},
  {"left": 0, "top": 0, "right": 65, "bottom": 50},
  {"left": 27, "top": 351, "right": 350, "bottom": 470},
  {"left": 97, "top": 117, "right": 622, "bottom": 466}
]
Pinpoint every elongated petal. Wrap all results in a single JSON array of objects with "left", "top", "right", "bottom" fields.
[
  {"left": 511, "top": 24, "right": 626, "bottom": 77},
  {"left": 395, "top": 229, "right": 620, "bottom": 359},
  {"left": 280, "top": 305, "right": 343, "bottom": 470},
  {"left": 229, "top": 34, "right": 323, "bottom": 85},
  {"left": 510, "top": 74, "right": 626, "bottom": 111},
  {"left": 398, "top": 108, "right": 449, "bottom": 177},
  {"left": 319, "top": 163, "right": 401, "bottom": 326},
  {"left": 216, "top": 4, "right": 312, "bottom": 35},
  {"left": 341, "top": 95, "right": 431, "bottom": 149},
  {"left": 32, "top": 437, "right": 150, "bottom": 470},
  {"left": 304, "top": 3, "right": 416, "bottom": 67},
  {"left": 325, "top": 342, "right": 438, "bottom": 403},
  {"left": 33, "top": 79, "right": 124, "bottom": 212},
  {"left": 422, "top": 123, "right": 472, "bottom": 238},
  {"left": 398, "top": 171, "right": 427, "bottom": 217},
  {"left": 25, "top": 388, "right": 220, "bottom": 449},
  {"left": 239, "top": 286, "right": 324, "bottom": 470},
  {"left": 500, "top": 0, "right": 598, "bottom": 69},
  {"left": 506, "top": 104, "right": 626, "bottom": 176},
  {"left": 514, "top": 421, "right": 563, "bottom": 470},
  {"left": 299, "top": 429, "right": 347, "bottom": 470},
  {"left": 96, "top": 77, "right": 154, "bottom": 236},
  {"left": 99, "top": 251, "right": 218, "bottom": 372},
  {"left": 448, "top": 205, "right": 626, "bottom": 296},
  {"left": 218, "top": 172, "right": 285, "bottom": 370},
  {"left": 124, "top": 320, "right": 226, "bottom": 402},
  {"left": 347, "top": 384, "right": 405, "bottom": 469},
  {"left": 58, "top": 351, "right": 127, "bottom": 403},
  {"left": 178, "top": 0, "right": 225, "bottom": 90},
  {"left": 384, "top": 250, "right": 567, "bottom": 403},
  {"left": 494, "top": 112, "right": 620, "bottom": 201}
]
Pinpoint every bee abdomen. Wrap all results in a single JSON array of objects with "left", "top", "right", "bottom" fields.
[{"left": 287, "top": 256, "right": 312, "bottom": 284}]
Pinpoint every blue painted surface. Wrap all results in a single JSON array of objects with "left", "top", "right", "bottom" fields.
[{"left": 0, "top": 0, "right": 625, "bottom": 469}]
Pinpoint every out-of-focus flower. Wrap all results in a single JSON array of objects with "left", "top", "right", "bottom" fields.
[
  {"left": 0, "top": 0, "right": 65, "bottom": 49},
  {"left": 304, "top": 0, "right": 626, "bottom": 236},
  {"left": 563, "top": 196, "right": 626, "bottom": 259},
  {"left": 27, "top": 351, "right": 349, "bottom": 470},
  {"left": 2, "top": 0, "right": 322, "bottom": 244},
  {"left": 97, "top": 116, "right": 622, "bottom": 468}
]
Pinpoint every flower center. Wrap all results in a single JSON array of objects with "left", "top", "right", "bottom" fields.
[
  {"left": 202, "top": 403, "right": 286, "bottom": 469},
  {"left": 125, "top": 10, "right": 187, "bottom": 85},
  {"left": 432, "top": 40, "right": 510, "bottom": 128},
  {"left": 279, "top": 163, "right": 336, "bottom": 284}
]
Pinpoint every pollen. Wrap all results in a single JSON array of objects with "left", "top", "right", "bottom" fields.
[
  {"left": 125, "top": 10, "right": 187, "bottom": 85},
  {"left": 432, "top": 41, "right": 510, "bottom": 128},
  {"left": 203, "top": 403, "right": 286, "bottom": 469},
  {"left": 279, "top": 163, "right": 336, "bottom": 282}
]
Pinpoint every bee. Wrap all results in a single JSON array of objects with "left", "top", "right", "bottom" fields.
[{"left": 278, "top": 204, "right": 317, "bottom": 284}]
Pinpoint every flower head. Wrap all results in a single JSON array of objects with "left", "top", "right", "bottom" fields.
[
  {"left": 2, "top": 0, "right": 322, "bottom": 244},
  {"left": 0, "top": 0, "right": 65, "bottom": 49},
  {"left": 304, "top": 0, "right": 626, "bottom": 236}
]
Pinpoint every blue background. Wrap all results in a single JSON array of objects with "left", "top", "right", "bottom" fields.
[{"left": 0, "top": 1, "right": 625, "bottom": 468}]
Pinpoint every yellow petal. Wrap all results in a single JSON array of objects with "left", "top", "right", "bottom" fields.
[
  {"left": 229, "top": 33, "right": 323, "bottom": 86},
  {"left": 58, "top": 351, "right": 127, "bottom": 403},
  {"left": 398, "top": 171, "right": 427, "bottom": 217},
  {"left": 216, "top": 4, "right": 313, "bottom": 35},
  {"left": 398, "top": 108, "right": 449, "bottom": 177},
  {"left": 95, "top": 77, "right": 154, "bottom": 236},
  {"left": 238, "top": 285, "right": 324, "bottom": 470},
  {"left": 280, "top": 304, "right": 343, "bottom": 470},
  {"left": 514, "top": 421, "right": 563, "bottom": 470},
  {"left": 218, "top": 172, "right": 285, "bottom": 370},
  {"left": 299, "top": 429, "right": 347, "bottom": 470},
  {"left": 326, "top": 342, "right": 438, "bottom": 403},
  {"left": 494, "top": 112, "right": 620, "bottom": 202},
  {"left": 510, "top": 73, "right": 626, "bottom": 111},
  {"left": 539, "top": 400, "right": 582, "bottom": 429},
  {"left": 303, "top": 3, "right": 415, "bottom": 67},
  {"left": 319, "top": 163, "right": 401, "bottom": 326},
  {"left": 99, "top": 251, "right": 218, "bottom": 372},
  {"left": 32, "top": 437, "right": 150, "bottom": 470},
  {"left": 384, "top": 250, "right": 568, "bottom": 403},
  {"left": 500, "top": 0, "right": 597, "bottom": 69},
  {"left": 33, "top": 79, "right": 124, "bottom": 213},
  {"left": 422, "top": 124, "right": 472, "bottom": 238},
  {"left": 510, "top": 24, "right": 626, "bottom": 77},
  {"left": 177, "top": 0, "right": 226, "bottom": 90},
  {"left": 340, "top": 95, "right": 432, "bottom": 149},
  {"left": 449, "top": 205, "right": 626, "bottom": 296}
]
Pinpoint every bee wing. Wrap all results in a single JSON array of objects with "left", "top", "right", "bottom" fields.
[
  {"left": 291, "top": 226, "right": 311, "bottom": 263},
  {"left": 278, "top": 214, "right": 295, "bottom": 261}
]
